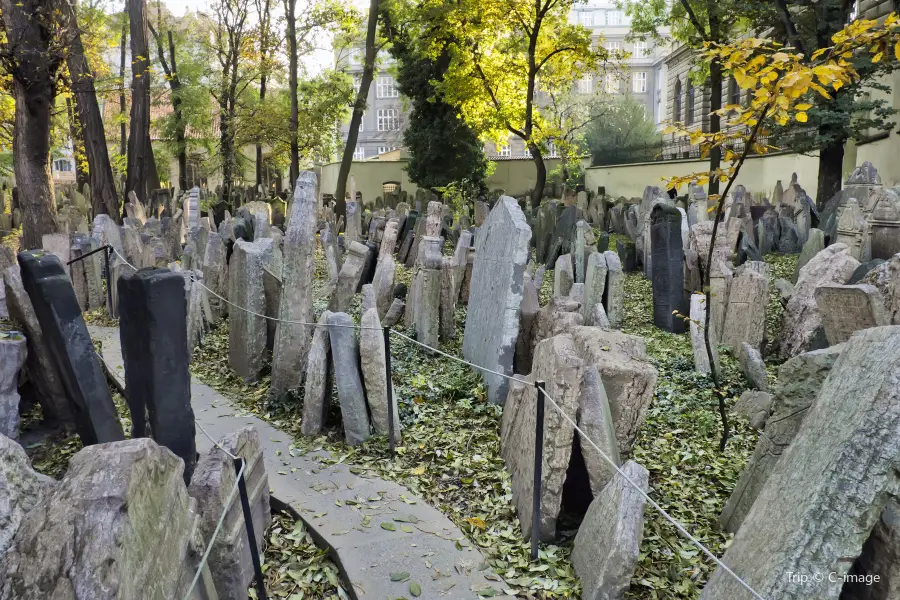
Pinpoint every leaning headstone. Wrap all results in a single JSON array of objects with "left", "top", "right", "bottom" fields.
[
  {"left": 574, "top": 220, "right": 590, "bottom": 283},
  {"left": 792, "top": 228, "right": 825, "bottom": 283},
  {"left": 616, "top": 238, "right": 638, "bottom": 273},
  {"left": 189, "top": 426, "right": 271, "bottom": 600},
  {"left": 118, "top": 268, "right": 195, "bottom": 482},
  {"left": 360, "top": 308, "right": 400, "bottom": 443},
  {"left": 720, "top": 262, "right": 769, "bottom": 351},
  {"left": 0, "top": 433, "right": 55, "bottom": 556},
  {"left": 738, "top": 343, "right": 769, "bottom": 392},
  {"left": 228, "top": 239, "right": 272, "bottom": 382},
  {"left": 554, "top": 254, "right": 574, "bottom": 297},
  {"left": 815, "top": 283, "right": 889, "bottom": 345},
  {"left": 778, "top": 243, "right": 860, "bottom": 359},
  {"left": 0, "top": 438, "right": 211, "bottom": 600},
  {"left": 269, "top": 173, "right": 318, "bottom": 402},
  {"left": 603, "top": 251, "right": 625, "bottom": 329},
  {"left": 41, "top": 233, "right": 71, "bottom": 276},
  {"left": 383, "top": 298, "right": 406, "bottom": 328},
  {"left": 582, "top": 252, "right": 607, "bottom": 326},
  {"left": 463, "top": 196, "right": 531, "bottom": 405},
  {"left": 329, "top": 241, "right": 368, "bottom": 312},
  {"left": 0, "top": 332, "right": 27, "bottom": 439},
  {"left": 571, "top": 460, "right": 648, "bottom": 600},
  {"left": 650, "top": 204, "right": 687, "bottom": 333},
  {"left": 202, "top": 234, "right": 228, "bottom": 322},
  {"left": 2, "top": 267, "right": 71, "bottom": 424},
  {"left": 301, "top": 311, "right": 332, "bottom": 436},
  {"left": 327, "top": 312, "right": 371, "bottom": 446},
  {"left": 702, "top": 326, "right": 900, "bottom": 599},
  {"left": 372, "top": 254, "right": 396, "bottom": 319},
  {"left": 412, "top": 237, "right": 442, "bottom": 348},
  {"left": 578, "top": 365, "right": 621, "bottom": 496},
  {"left": 16, "top": 251, "right": 124, "bottom": 445},
  {"left": 689, "top": 293, "right": 719, "bottom": 376}
]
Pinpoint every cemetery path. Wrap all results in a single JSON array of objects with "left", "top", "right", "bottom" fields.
[{"left": 88, "top": 325, "right": 509, "bottom": 600}]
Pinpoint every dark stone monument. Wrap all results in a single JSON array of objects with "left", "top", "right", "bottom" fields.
[
  {"left": 399, "top": 210, "right": 418, "bottom": 243},
  {"left": 777, "top": 217, "right": 802, "bottom": 254},
  {"left": 650, "top": 205, "right": 687, "bottom": 333},
  {"left": 17, "top": 251, "right": 125, "bottom": 445},
  {"left": 616, "top": 238, "right": 638, "bottom": 273},
  {"left": 232, "top": 217, "right": 251, "bottom": 243},
  {"left": 849, "top": 259, "right": 886, "bottom": 284},
  {"left": 597, "top": 232, "right": 610, "bottom": 253},
  {"left": 757, "top": 208, "right": 780, "bottom": 255},
  {"left": 398, "top": 231, "right": 415, "bottom": 264},
  {"left": 359, "top": 241, "right": 379, "bottom": 291},
  {"left": 118, "top": 268, "right": 196, "bottom": 483}
]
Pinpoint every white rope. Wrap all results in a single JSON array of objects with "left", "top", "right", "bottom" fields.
[
  {"left": 196, "top": 422, "right": 239, "bottom": 460},
  {"left": 183, "top": 460, "right": 246, "bottom": 600},
  {"left": 397, "top": 332, "right": 767, "bottom": 600}
]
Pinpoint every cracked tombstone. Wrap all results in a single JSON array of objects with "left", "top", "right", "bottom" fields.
[
  {"left": 815, "top": 283, "right": 889, "bottom": 346},
  {"left": 301, "top": 311, "right": 333, "bottom": 436},
  {"left": 360, "top": 308, "right": 401, "bottom": 443},
  {"left": 327, "top": 312, "right": 371, "bottom": 446}
]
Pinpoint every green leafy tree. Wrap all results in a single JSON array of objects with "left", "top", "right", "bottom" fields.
[
  {"left": 408, "top": 0, "right": 610, "bottom": 207},
  {"left": 586, "top": 95, "right": 662, "bottom": 165},
  {"left": 383, "top": 9, "right": 488, "bottom": 193}
]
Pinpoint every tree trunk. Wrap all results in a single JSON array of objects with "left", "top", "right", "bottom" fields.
[
  {"left": 11, "top": 78, "right": 59, "bottom": 249},
  {"left": 119, "top": 15, "right": 127, "bottom": 190},
  {"left": 126, "top": 0, "right": 153, "bottom": 206},
  {"left": 335, "top": 0, "right": 380, "bottom": 217},
  {"left": 529, "top": 144, "right": 546, "bottom": 209},
  {"left": 257, "top": 0, "right": 271, "bottom": 191},
  {"left": 707, "top": 60, "right": 723, "bottom": 197},
  {"left": 151, "top": 21, "right": 188, "bottom": 194},
  {"left": 66, "top": 97, "right": 89, "bottom": 192},
  {"left": 817, "top": 137, "right": 845, "bottom": 211},
  {"left": 67, "top": 2, "right": 121, "bottom": 220},
  {"left": 284, "top": 0, "right": 299, "bottom": 186}
]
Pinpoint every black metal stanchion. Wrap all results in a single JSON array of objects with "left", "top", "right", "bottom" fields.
[
  {"left": 104, "top": 246, "right": 113, "bottom": 317},
  {"left": 531, "top": 380, "right": 546, "bottom": 560},
  {"left": 233, "top": 458, "right": 267, "bottom": 600},
  {"left": 383, "top": 326, "right": 396, "bottom": 461}
]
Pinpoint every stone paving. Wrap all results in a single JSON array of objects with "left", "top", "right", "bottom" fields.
[{"left": 88, "top": 325, "right": 509, "bottom": 600}]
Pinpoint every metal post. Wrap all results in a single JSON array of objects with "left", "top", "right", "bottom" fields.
[
  {"left": 383, "top": 326, "right": 396, "bottom": 461},
  {"left": 104, "top": 246, "right": 113, "bottom": 318},
  {"left": 233, "top": 458, "right": 267, "bottom": 600},
  {"left": 531, "top": 380, "right": 546, "bottom": 560}
]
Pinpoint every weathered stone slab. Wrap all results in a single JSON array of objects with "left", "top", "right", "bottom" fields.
[
  {"left": 41, "top": 233, "right": 71, "bottom": 276},
  {"left": 719, "top": 345, "right": 842, "bottom": 534},
  {"left": 500, "top": 334, "right": 584, "bottom": 541},
  {"left": 572, "top": 460, "right": 648, "bottom": 600},
  {"left": 582, "top": 252, "right": 607, "bottom": 326},
  {"left": 383, "top": 298, "right": 405, "bottom": 328},
  {"left": 360, "top": 308, "right": 400, "bottom": 443},
  {"left": 0, "top": 332, "right": 26, "bottom": 439},
  {"left": 778, "top": 243, "right": 860, "bottom": 359},
  {"left": 0, "top": 433, "right": 55, "bottom": 556},
  {"left": 373, "top": 255, "right": 396, "bottom": 319},
  {"left": 861, "top": 253, "right": 900, "bottom": 325},
  {"left": 514, "top": 279, "right": 540, "bottom": 375},
  {"left": 463, "top": 197, "right": 531, "bottom": 405},
  {"left": 738, "top": 342, "right": 768, "bottom": 392},
  {"left": 815, "top": 283, "right": 889, "bottom": 345},
  {"left": 650, "top": 204, "right": 687, "bottom": 333},
  {"left": 689, "top": 293, "right": 719, "bottom": 376},
  {"left": 732, "top": 390, "right": 773, "bottom": 430},
  {"left": 118, "top": 268, "right": 196, "bottom": 482},
  {"left": 0, "top": 438, "right": 207, "bottom": 600},
  {"left": 721, "top": 262, "right": 769, "bottom": 351},
  {"left": 327, "top": 312, "right": 371, "bottom": 446},
  {"left": 228, "top": 239, "right": 272, "bottom": 382},
  {"left": 603, "top": 251, "right": 625, "bottom": 329},
  {"left": 329, "top": 241, "right": 368, "bottom": 312},
  {"left": 578, "top": 365, "right": 621, "bottom": 496},
  {"left": 189, "top": 426, "right": 271, "bottom": 600},
  {"left": 793, "top": 228, "right": 825, "bottom": 283},
  {"left": 269, "top": 173, "right": 318, "bottom": 402},
  {"left": 202, "top": 234, "right": 228, "bottom": 322},
  {"left": 439, "top": 257, "right": 457, "bottom": 341},
  {"left": 16, "top": 251, "right": 123, "bottom": 445},
  {"left": 842, "top": 500, "right": 900, "bottom": 600},
  {"left": 554, "top": 254, "right": 574, "bottom": 297},
  {"left": 302, "top": 311, "right": 332, "bottom": 436},
  {"left": 702, "top": 327, "right": 900, "bottom": 599}
]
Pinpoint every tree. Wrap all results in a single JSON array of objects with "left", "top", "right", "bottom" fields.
[
  {"left": 65, "top": 0, "right": 121, "bottom": 220},
  {"left": 254, "top": 0, "right": 274, "bottom": 189},
  {"left": 150, "top": 1, "right": 188, "bottom": 193},
  {"left": 412, "top": 0, "right": 608, "bottom": 207},
  {"left": 334, "top": 0, "right": 381, "bottom": 216},
  {"left": 586, "top": 95, "right": 662, "bottom": 165},
  {"left": 627, "top": 0, "right": 745, "bottom": 197},
  {"left": 0, "top": 0, "right": 65, "bottom": 248},
  {"left": 126, "top": 0, "right": 160, "bottom": 206},
  {"left": 383, "top": 9, "right": 488, "bottom": 193},
  {"left": 744, "top": 0, "right": 898, "bottom": 208},
  {"left": 666, "top": 14, "right": 900, "bottom": 448}
]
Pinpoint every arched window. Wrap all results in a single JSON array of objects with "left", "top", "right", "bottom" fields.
[
  {"left": 686, "top": 79, "right": 695, "bottom": 125},
  {"left": 729, "top": 77, "right": 741, "bottom": 107},
  {"left": 673, "top": 78, "right": 682, "bottom": 122}
]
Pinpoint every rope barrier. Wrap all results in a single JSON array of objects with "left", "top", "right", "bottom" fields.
[{"left": 196, "top": 422, "right": 238, "bottom": 460}]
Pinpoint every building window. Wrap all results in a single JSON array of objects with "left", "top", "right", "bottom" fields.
[
  {"left": 358, "top": 111, "right": 365, "bottom": 132},
  {"left": 377, "top": 146, "right": 396, "bottom": 155},
  {"left": 53, "top": 159, "right": 72, "bottom": 172},
  {"left": 523, "top": 145, "right": 531, "bottom": 158},
  {"left": 352, "top": 77, "right": 361, "bottom": 95},
  {"left": 497, "top": 140, "right": 511, "bottom": 157},
  {"left": 377, "top": 108, "right": 399, "bottom": 131},
  {"left": 634, "top": 41, "right": 649, "bottom": 57},
  {"left": 729, "top": 77, "right": 741, "bottom": 106},
  {"left": 686, "top": 79, "right": 695, "bottom": 125},
  {"left": 376, "top": 76, "right": 399, "bottom": 99},
  {"left": 633, "top": 72, "right": 647, "bottom": 93},
  {"left": 577, "top": 74, "right": 593, "bottom": 94},
  {"left": 605, "top": 41, "right": 621, "bottom": 52},
  {"left": 578, "top": 10, "right": 593, "bottom": 26},
  {"left": 353, "top": 147, "right": 365, "bottom": 160},
  {"left": 605, "top": 73, "right": 618, "bottom": 94},
  {"left": 607, "top": 10, "right": 623, "bottom": 25},
  {"left": 547, "top": 142, "right": 558, "bottom": 158},
  {"left": 674, "top": 78, "right": 682, "bottom": 122}
]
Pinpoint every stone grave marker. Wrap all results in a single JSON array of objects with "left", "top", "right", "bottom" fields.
[
  {"left": 228, "top": 239, "right": 272, "bottom": 382},
  {"left": 0, "top": 332, "right": 27, "bottom": 439},
  {"left": 650, "top": 204, "right": 687, "bottom": 333},
  {"left": 327, "top": 312, "right": 371, "bottom": 446},
  {"left": 815, "top": 283, "right": 889, "bottom": 345}
]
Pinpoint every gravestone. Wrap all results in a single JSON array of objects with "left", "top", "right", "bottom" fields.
[
  {"left": 574, "top": 220, "right": 590, "bottom": 283},
  {"left": 582, "top": 252, "right": 608, "bottom": 326},
  {"left": 514, "top": 279, "right": 540, "bottom": 375},
  {"left": 360, "top": 308, "right": 400, "bottom": 443},
  {"left": 202, "top": 234, "right": 228, "bottom": 322},
  {"left": 554, "top": 254, "right": 574, "bottom": 297},
  {"left": 228, "top": 239, "right": 272, "bottom": 382},
  {"left": 545, "top": 205, "right": 582, "bottom": 268},
  {"left": 439, "top": 257, "right": 457, "bottom": 341},
  {"left": 0, "top": 332, "right": 27, "bottom": 439},
  {"left": 16, "top": 251, "right": 124, "bottom": 445},
  {"left": 327, "top": 312, "right": 371, "bottom": 446},
  {"left": 118, "top": 269, "right": 195, "bottom": 482},
  {"left": 720, "top": 262, "right": 769, "bottom": 351},
  {"left": 379, "top": 219, "right": 400, "bottom": 262},
  {"left": 702, "top": 327, "right": 900, "bottom": 599},
  {"left": 868, "top": 193, "right": 900, "bottom": 260},
  {"left": 689, "top": 293, "right": 718, "bottom": 375},
  {"left": 269, "top": 173, "right": 318, "bottom": 402},
  {"left": 738, "top": 343, "right": 768, "bottom": 392},
  {"left": 815, "top": 283, "right": 888, "bottom": 345},
  {"left": 413, "top": 237, "right": 442, "bottom": 348},
  {"left": 372, "top": 254, "right": 396, "bottom": 319},
  {"left": 301, "top": 311, "right": 332, "bottom": 436},
  {"left": 650, "top": 204, "right": 687, "bottom": 333},
  {"left": 345, "top": 201, "right": 362, "bottom": 243},
  {"left": 535, "top": 201, "right": 559, "bottom": 263},
  {"left": 329, "top": 241, "right": 368, "bottom": 312},
  {"left": 578, "top": 365, "right": 621, "bottom": 495},
  {"left": 463, "top": 197, "right": 531, "bottom": 405},
  {"left": 616, "top": 238, "right": 638, "bottom": 273},
  {"left": 757, "top": 208, "right": 780, "bottom": 255},
  {"left": 603, "top": 251, "right": 626, "bottom": 329},
  {"left": 836, "top": 197, "right": 870, "bottom": 262},
  {"left": 571, "top": 460, "right": 648, "bottom": 600},
  {"left": 0, "top": 433, "right": 55, "bottom": 555},
  {"left": 41, "top": 233, "right": 71, "bottom": 276},
  {"left": 793, "top": 228, "right": 825, "bottom": 283}
]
